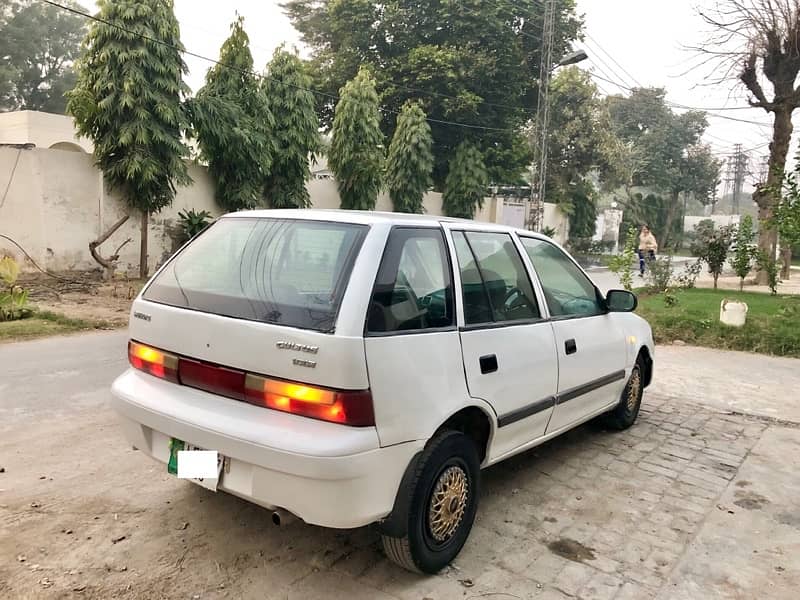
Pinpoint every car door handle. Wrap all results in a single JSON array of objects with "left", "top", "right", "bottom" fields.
[
  {"left": 479, "top": 354, "right": 498, "bottom": 374},
  {"left": 565, "top": 339, "right": 577, "bottom": 355}
]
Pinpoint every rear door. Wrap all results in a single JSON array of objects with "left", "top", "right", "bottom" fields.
[
  {"left": 448, "top": 226, "right": 559, "bottom": 460},
  {"left": 518, "top": 237, "right": 627, "bottom": 433}
]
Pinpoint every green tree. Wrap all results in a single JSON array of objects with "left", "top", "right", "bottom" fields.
[
  {"left": 386, "top": 101, "right": 434, "bottom": 213},
  {"left": 567, "top": 186, "right": 598, "bottom": 240},
  {"left": 284, "top": 0, "right": 582, "bottom": 186},
  {"left": 0, "top": 0, "right": 86, "bottom": 113},
  {"left": 691, "top": 221, "right": 734, "bottom": 289},
  {"left": 329, "top": 68, "right": 384, "bottom": 210},
  {"left": 775, "top": 169, "right": 800, "bottom": 278},
  {"left": 730, "top": 215, "right": 757, "bottom": 290},
  {"left": 68, "top": 0, "right": 190, "bottom": 278},
  {"left": 546, "top": 68, "right": 622, "bottom": 208},
  {"left": 192, "top": 16, "right": 274, "bottom": 211},
  {"left": 262, "top": 47, "right": 320, "bottom": 208},
  {"left": 442, "top": 142, "right": 488, "bottom": 219},
  {"left": 608, "top": 88, "right": 719, "bottom": 249}
]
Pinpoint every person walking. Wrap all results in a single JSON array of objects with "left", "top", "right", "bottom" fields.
[{"left": 637, "top": 225, "right": 658, "bottom": 277}]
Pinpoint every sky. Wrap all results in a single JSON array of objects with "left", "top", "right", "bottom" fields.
[{"left": 73, "top": 0, "right": 794, "bottom": 193}]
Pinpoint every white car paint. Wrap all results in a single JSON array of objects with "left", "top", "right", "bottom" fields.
[{"left": 111, "top": 209, "right": 654, "bottom": 530}]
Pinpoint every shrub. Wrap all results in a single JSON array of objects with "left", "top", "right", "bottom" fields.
[
  {"left": 609, "top": 226, "right": 637, "bottom": 291},
  {"left": 730, "top": 215, "right": 757, "bottom": 290},
  {"left": 0, "top": 256, "right": 31, "bottom": 321},
  {"left": 674, "top": 260, "right": 703, "bottom": 289},
  {"left": 756, "top": 250, "right": 779, "bottom": 295},
  {"left": 178, "top": 209, "right": 213, "bottom": 241},
  {"left": 691, "top": 222, "right": 734, "bottom": 289},
  {"left": 645, "top": 256, "right": 673, "bottom": 293}
]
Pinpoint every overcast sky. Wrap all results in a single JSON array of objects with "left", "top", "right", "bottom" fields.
[{"left": 75, "top": 0, "right": 794, "bottom": 192}]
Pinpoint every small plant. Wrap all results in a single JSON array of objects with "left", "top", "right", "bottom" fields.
[
  {"left": 663, "top": 288, "right": 678, "bottom": 307},
  {"left": 0, "top": 256, "right": 32, "bottom": 322},
  {"left": 691, "top": 222, "right": 734, "bottom": 289},
  {"left": 609, "top": 226, "right": 637, "bottom": 291},
  {"left": 645, "top": 256, "right": 673, "bottom": 293},
  {"left": 730, "top": 215, "right": 757, "bottom": 291},
  {"left": 756, "top": 250, "right": 779, "bottom": 295},
  {"left": 178, "top": 209, "right": 213, "bottom": 240},
  {"left": 541, "top": 226, "right": 557, "bottom": 239},
  {"left": 675, "top": 260, "right": 703, "bottom": 289}
]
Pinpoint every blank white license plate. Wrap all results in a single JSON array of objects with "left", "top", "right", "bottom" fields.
[{"left": 175, "top": 443, "right": 225, "bottom": 492}]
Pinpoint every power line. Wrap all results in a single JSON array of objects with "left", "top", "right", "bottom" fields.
[{"left": 38, "top": 0, "right": 519, "bottom": 133}]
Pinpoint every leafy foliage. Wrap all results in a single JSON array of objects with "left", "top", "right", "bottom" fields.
[
  {"left": 675, "top": 260, "right": 703, "bottom": 289},
  {"left": 191, "top": 16, "right": 274, "bottom": 211},
  {"left": 0, "top": 0, "right": 86, "bottom": 113},
  {"left": 177, "top": 209, "right": 212, "bottom": 240},
  {"left": 756, "top": 250, "right": 779, "bottom": 295},
  {"left": 442, "top": 142, "right": 488, "bottom": 219},
  {"left": 329, "top": 68, "right": 384, "bottom": 210},
  {"left": 609, "top": 226, "right": 637, "bottom": 291},
  {"left": 775, "top": 169, "right": 800, "bottom": 265},
  {"left": 730, "top": 215, "right": 757, "bottom": 290},
  {"left": 68, "top": 0, "right": 191, "bottom": 215},
  {"left": 547, "top": 68, "right": 621, "bottom": 214},
  {"left": 284, "top": 0, "right": 582, "bottom": 186},
  {"left": 608, "top": 88, "right": 720, "bottom": 248},
  {"left": 263, "top": 47, "right": 320, "bottom": 209},
  {"left": 691, "top": 221, "right": 734, "bottom": 289},
  {"left": 645, "top": 256, "right": 673, "bottom": 293},
  {"left": 567, "top": 187, "right": 598, "bottom": 239},
  {"left": 0, "top": 256, "right": 31, "bottom": 322},
  {"left": 386, "top": 101, "right": 434, "bottom": 213}
]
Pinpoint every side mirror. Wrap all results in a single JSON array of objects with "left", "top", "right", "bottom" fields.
[{"left": 606, "top": 289, "right": 638, "bottom": 312}]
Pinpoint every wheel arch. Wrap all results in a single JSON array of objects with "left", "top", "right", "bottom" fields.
[{"left": 638, "top": 345, "right": 653, "bottom": 388}]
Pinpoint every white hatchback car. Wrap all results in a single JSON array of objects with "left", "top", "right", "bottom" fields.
[{"left": 111, "top": 209, "right": 654, "bottom": 573}]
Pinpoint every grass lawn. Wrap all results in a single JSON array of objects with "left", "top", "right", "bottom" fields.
[
  {"left": 637, "top": 288, "right": 800, "bottom": 358},
  {"left": 0, "top": 311, "right": 112, "bottom": 343}
]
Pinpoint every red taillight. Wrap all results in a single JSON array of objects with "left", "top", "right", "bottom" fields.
[
  {"left": 127, "top": 340, "right": 374, "bottom": 427},
  {"left": 244, "top": 374, "right": 375, "bottom": 427},
  {"left": 129, "top": 341, "right": 179, "bottom": 382}
]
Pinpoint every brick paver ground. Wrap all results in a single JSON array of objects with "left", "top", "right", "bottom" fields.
[{"left": 2, "top": 388, "right": 772, "bottom": 599}]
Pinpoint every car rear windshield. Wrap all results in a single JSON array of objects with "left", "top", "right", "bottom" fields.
[{"left": 143, "top": 218, "right": 368, "bottom": 332}]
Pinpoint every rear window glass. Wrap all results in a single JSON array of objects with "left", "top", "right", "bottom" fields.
[{"left": 143, "top": 218, "right": 368, "bottom": 332}]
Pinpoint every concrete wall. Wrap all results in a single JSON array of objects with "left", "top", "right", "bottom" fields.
[
  {"left": 1, "top": 145, "right": 568, "bottom": 274},
  {"left": 684, "top": 214, "right": 741, "bottom": 233},
  {"left": 0, "top": 111, "right": 93, "bottom": 153},
  {"left": 0, "top": 145, "right": 218, "bottom": 274}
]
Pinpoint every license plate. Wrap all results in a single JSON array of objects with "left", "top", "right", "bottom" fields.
[{"left": 168, "top": 438, "right": 225, "bottom": 492}]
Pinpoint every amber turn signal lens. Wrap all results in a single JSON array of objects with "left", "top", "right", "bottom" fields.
[{"left": 128, "top": 341, "right": 179, "bottom": 382}]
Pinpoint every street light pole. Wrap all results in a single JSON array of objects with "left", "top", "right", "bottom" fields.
[{"left": 528, "top": 4, "right": 589, "bottom": 233}]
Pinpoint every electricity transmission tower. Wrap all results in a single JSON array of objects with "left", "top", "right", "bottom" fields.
[
  {"left": 529, "top": 0, "right": 556, "bottom": 232},
  {"left": 721, "top": 144, "right": 749, "bottom": 215}
]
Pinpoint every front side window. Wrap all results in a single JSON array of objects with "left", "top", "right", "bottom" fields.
[
  {"left": 520, "top": 237, "right": 604, "bottom": 318},
  {"left": 367, "top": 228, "right": 454, "bottom": 334},
  {"left": 453, "top": 231, "right": 540, "bottom": 325},
  {"left": 143, "top": 218, "right": 367, "bottom": 332}
]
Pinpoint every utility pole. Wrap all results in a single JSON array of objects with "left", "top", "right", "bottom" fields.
[
  {"left": 529, "top": 0, "right": 556, "bottom": 232},
  {"left": 720, "top": 145, "right": 748, "bottom": 215}
]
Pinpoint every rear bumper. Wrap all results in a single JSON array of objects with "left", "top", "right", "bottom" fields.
[{"left": 110, "top": 369, "right": 423, "bottom": 529}]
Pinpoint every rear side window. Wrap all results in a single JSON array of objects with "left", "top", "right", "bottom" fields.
[
  {"left": 367, "top": 228, "right": 454, "bottom": 334},
  {"left": 143, "top": 218, "right": 367, "bottom": 332},
  {"left": 453, "top": 231, "right": 540, "bottom": 325}
]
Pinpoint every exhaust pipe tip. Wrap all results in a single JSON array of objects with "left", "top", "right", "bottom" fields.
[{"left": 271, "top": 509, "right": 297, "bottom": 527}]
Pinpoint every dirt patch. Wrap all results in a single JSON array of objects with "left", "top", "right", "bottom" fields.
[
  {"left": 733, "top": 490, "right": 770, "bottom": 510},
  {"left": 735, "top": 480, "right": 752, "bottom": 488},
  {"left": 546, "top": 538, "right": 596, "bottom": 563},
  {"left": 19, "top": 271, "right": 141, "bottom": 327}
]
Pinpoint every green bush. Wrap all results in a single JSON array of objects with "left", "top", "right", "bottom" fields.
[{"left": 0, "top": 256, "right": 32, "bottom": 321}]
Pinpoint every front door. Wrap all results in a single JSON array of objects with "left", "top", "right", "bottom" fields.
[
  {"left": 449, "top": 228, "right": 559, "bottom": 461},
  {"left": 519, "top": 237, "right": 628, "bottom": 434}
]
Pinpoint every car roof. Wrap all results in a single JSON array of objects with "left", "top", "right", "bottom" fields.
[{"left": 223, "top": 208, "right": 549, "bottom": 239}]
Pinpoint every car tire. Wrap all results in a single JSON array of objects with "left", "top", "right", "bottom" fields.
[
  {"left": 381, "top": 430, "right": 480, "bottom": 574},
  {"left": 603, "top": 358, "right": 644, "bottom": 431}
]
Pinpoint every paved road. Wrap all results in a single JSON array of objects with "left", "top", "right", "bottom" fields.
[{"left": 2, "top": 332, "right": 799, "bottom": 599}]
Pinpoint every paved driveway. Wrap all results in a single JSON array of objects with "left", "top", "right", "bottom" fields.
[{"left": 1, "top": 332, "right": 798, "bottom": 599}]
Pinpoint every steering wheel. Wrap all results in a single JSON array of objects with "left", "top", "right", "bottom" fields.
[{"left": 503, "top": 287, "right": 534, "bottom": 316}]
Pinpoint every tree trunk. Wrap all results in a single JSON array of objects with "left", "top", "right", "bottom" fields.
[
  {"left": 88, "top": 214, "right": 130, "bottom": 280},
  {"left": 754, "top": 106, "right": 794, "bottom": 284},
  {"left": 780, "top": 244, "right": 792, "bottom": 280},
  {"left": 661, "top": 190, "right": 680, "bottom": 250},
  {"left": 139, "top": 211, "right": 149, "bottom": 280}
]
